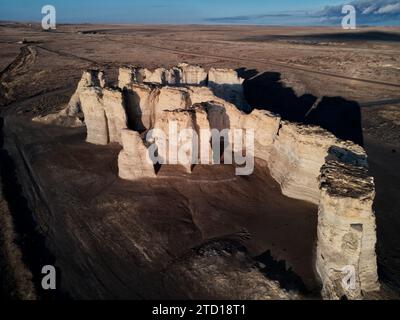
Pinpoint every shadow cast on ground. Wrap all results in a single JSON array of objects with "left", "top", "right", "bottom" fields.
[{"left": 242, "top": 71, "right": 364, "bottom": 146}]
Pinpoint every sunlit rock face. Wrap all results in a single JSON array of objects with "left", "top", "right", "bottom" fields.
[
  {"left": 118, "top": 129, "right": 156, "bottom": 180},
  {"left": 316, "top": 147, "right": 379, "bottom": 299},
  {"left": 119, "top": 63, "right": 208, "bottom": 86},
  {"left": 67, "top": 69, "right": 105, "bottom": 117},
  {"left": 118, "top": 64, "right": 247, "bottom": 111},
  {"left": 79, "top": 87, "right": 127, "bottom": 145},
  {"left": 64, "top": 66, "right": 380, "bottom": 300},
  {"left": 79, "top": 87, "right": 109, "bottom": 145},
  {"left": 266, "top": 122, "right": 367, "bottom": 205}
]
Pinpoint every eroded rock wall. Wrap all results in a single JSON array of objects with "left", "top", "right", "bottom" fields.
[
  {"left": 118, "top": 65, "right": 247, "bottom": 110},
  {"left": 79, "top": 86, "right": 127, "bottom": 145},
  {"left": 69, "top": 67, "right": 380, "bottom": 299},
  {"left": 119, "top": 63, "right": 208, "bottom": 87},
  {"left": 67, "top": 69, "right": 105, "bottom": 117},
  {"left": 267, "top": 123, "right": 366, "bottom": 204},
  {"left": 120, "top": 84, "right": 192, "bottom": 131},
  {"left": 118, "top": 129, "right": 156, "bottom": 180},
  {"left": 79, "top": 87, "right": 109, "bottom": 145},
  {"left": 118, "top": 82, "right": 244, "bottom": 132},
  {"left": 316, "top": 147, "right": 379, "bottom": 299},
  {"left": 152, "top": 109, "right": 197, "bottom": 173},
  {"left": 208, "top": 67, "right": 248, "bottom": 112},
  {"left": 121, "top": 83, "right": 155, "bottom": 132}
]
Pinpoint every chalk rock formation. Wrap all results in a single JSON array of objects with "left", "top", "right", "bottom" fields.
[
  {"left": 33, "top": 69, "right": 108, "bottom": 128},
  {"left": 118, "top": 66, "right": 139, "bottom": 88},
  {"left": 119, "top": 63, "right": 208, "bottom": 87},
  {"left": 79, "top": 87, "right": 108, "bottom": 145},
  {"left": 267, "top": 122, "right": 366, "bottom": 204},
  {"left": 316, "top": 147, "right": 379, "bottom": 299},
  {"left": 118, "top": 129, "right": 156, "bottom": 180},
  {"left": 243, "top": 110, "right": 281, "bottom": 161},
  {"left": 79, "top": 87, "right": 127, "bottom": 145},
  {"left": 118, "top": 64, "right": 247, "bottom": 110},
  {"left": 120, "top": 83, "right": 154, "bottom": 132},
  {"left": 152, "top": 109, "right": 197, "bottom": 173},
  {"left": 208, "top": 67, "right": 248, "bottom": 111},
  {"left": 191, "top": 105, "right": 214, "bottom": 164},
  {"left": 157, "top": 86, "right": 191, "bottom": 112},
  {"left": 151, "top": 105, "right": 213, "bottom": 171},
  {"left": 67, "top": 67, "right": 381, "bottom": 300},
  {"left": 103, "top": 89, "right": 128, "bottom": 144},
  {"left": 118, "top": 82, "right": 244, "bottom": 133},
  {"left": 122, "top": 84, "right": 192, "bottom": 131},
  {"left": 179, "top": 63, "right": 208, "bottom": 85},
  {"left": 67, "top": 69, "right": 105, "bottom": 117}
]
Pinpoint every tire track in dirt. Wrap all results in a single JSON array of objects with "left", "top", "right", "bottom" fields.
[
  {"left": 360, "top": 98, "right": 400, "bottom": 108},
  {"left": 112, "top": 38, "right": 400, "bottom": 89},
  {"left": 0, "top": 46, "right": 37, "bottom": 106},
  {"left": 35, "top": 45, "right": 98, "bottom": 64}
]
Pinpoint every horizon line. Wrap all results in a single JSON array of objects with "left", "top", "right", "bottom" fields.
[{"left": 2, "top": 19, "right": 400, "bottom": 28}]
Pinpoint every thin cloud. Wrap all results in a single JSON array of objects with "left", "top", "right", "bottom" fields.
[
  {"left": 205, "top": 15, "right": 253, "bottom": 22},
  {"left": 205, "top": 1, "right": 400, "bottom": 25},
  {"left": 204, "top": 12, "right": 296, "bottom": 23},
  {"left": 314, "top": 0, "right": 400, "bottom": 24},
  {"left": 376, "top": 3, "right": 400, "bottom": 14}
]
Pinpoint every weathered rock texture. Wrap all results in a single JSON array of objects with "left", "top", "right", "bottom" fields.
[
  {"left": 31, "top": 69, "right": 107, "bottom": 128},
  {"left": 79, "top": 87, "right": 127, "bottom": 145},
  {"left": 153, "top": 109, "right": 197, "bottom": 172},
  {"left": 118, "top": 64, "right": 247, "bottom": 111},
  {"left": 119, "top": 63, "right": 208, "bottom": 87},
  {"left": 118, "top": 129, "right": 156, "bottom": 179},
  {"left": 266, "top": 123, "right": 367, "bottom": 204},
  {"left": 64, "top": 66, "right": 380, "bottom": 300},
  {"left": 316, "top": 147, "right": 379, "bottom": 299},
  {"left": 67, "top": 69, "right": 105, "bottom": 117},
  {"left": 165, "top": 239, "right": 302, "bottom": 300},
  {"left": 208, "top": 67, "right": 248, "bottom": 111}
]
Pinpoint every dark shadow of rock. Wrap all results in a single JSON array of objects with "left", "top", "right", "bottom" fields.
[
  {"left": 242, "top": 31, "right": 400, "bottom": 43},
  {"left": 208, "top": 82, "right": 250, "bottom": 112},
  {"left": 235, "top": 67, "right": 258, "bottom": 80},
  {"left": 203, "top": 102, "right": 232, "bottom": 163},
  {"left": 243, "top": 72, "right": 317, "bottom": 121},
  {"left": 243, "top": 71, "right": 364, "bottom": 146},
  {"left": 0, "top": 117, "right": 69, "bottom": 300},
  {"left": 307, "top": 96, "right": 363, "bottom": 146},
  {"left": 254, "top": 250, "right": 309, "bottom": 294},
  {"left": 122, "top": 88, "right": 146, "bottom": 132}
]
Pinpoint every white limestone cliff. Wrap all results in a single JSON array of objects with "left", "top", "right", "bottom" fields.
[
  {"left": 119, "top": 63, "right": 208, "bottom": 87},
  {"left": 316, "top": 147, "right": 379, "bottom": 299},
  {"left": 208, "top": 67, "right": 248, "bottom": 111},
  {"left": 118, "top": 64, "right": 247, "bottom": 110},
  {"left": 266, "top": 122, "right": 366, "bottom": 204},
  {"left": 118, "top": 129, "right": 156, "bottom": 180},
  {"left": 67, "top": 69, "right": 106, "bottom": 117},
  {"left": 64, "top": 67, "right": 381, "bottom": 299},
  {"left": 79, "top": 87, "right": 127, "bottom": 145}
]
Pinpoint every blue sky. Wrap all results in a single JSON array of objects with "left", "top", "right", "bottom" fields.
[{"left": 0, "top": 0, "right": 399, "bottom": 25}]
